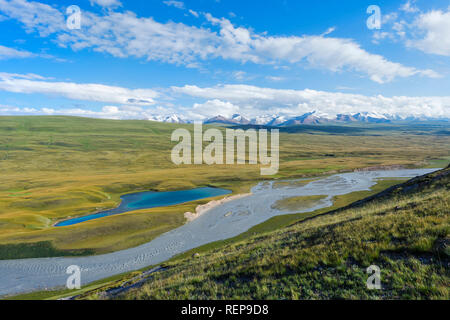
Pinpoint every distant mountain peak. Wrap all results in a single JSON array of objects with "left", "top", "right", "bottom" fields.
[
  {"left": 204, "top": 114, "right": 250, "bottom": 125},
  {"left": 148, "top": 114, "right": 187, "bottom": 124},
  {"left": 147, "top": 111, "right": 447, "bottom": 126}
]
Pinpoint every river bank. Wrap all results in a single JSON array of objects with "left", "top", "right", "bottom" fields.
[
  {"left": 0, "top": 168, "right": 438, "bottom": 297},
  {"left": 184, "top": 193, "right": 252, "bottom": 222}
]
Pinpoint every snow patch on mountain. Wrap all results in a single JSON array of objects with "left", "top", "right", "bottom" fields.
[{"left": 147, "top": 110, "right": 448, "bottom": 125}]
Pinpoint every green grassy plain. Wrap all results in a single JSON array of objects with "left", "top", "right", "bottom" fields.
[
  {"left": 79, "top": 165, "right": 448, "bottom": 300},
  {"left": 4, "top": 178, "right": 409, "bottom": 300},
  {"left": 271, "top": 195, "right": 328, "bottom": 211},
  {"left": 0, "top": 116, "right": 449, "bottom": 258}
]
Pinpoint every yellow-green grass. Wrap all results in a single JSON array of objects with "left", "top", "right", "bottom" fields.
[
  {"left": 271, "top": 195, "right": 328, "bottom": 211},
  {"left": 0, "top": 116, "right": 449, "bottom": 258},
  {"left": 425, "top": 156, "right": 450, "bottom": 168},
  {"left": 3, "top": 269, "right": 142, "bottom": 300},
  {"left": 166, "top": 178, "right": 410, "bottom": 262},
  {"left": 3, "top": 178, "right": 409, "bottom": 300},
  {"left": 89, "top": 166, "right": 449, "bottom": 300},
  {"left": 272, "top": 179, "right": 314, "bottom": 189}
]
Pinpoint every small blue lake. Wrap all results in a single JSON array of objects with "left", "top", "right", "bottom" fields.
[{"left": 55, "top": 187, "right": 232, "bottom": 227}]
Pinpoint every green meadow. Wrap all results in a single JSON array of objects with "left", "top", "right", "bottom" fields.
[
  {"left": 79, "top": 165, "right": 449, "bottom": 300},
  {"left": 271, "top": 195, "right": 328, "bottom": 211},
  {"left": 0, "top": 116, "right": 449, "bottom": 259}
]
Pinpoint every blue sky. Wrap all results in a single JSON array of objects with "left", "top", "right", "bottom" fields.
[{"left": 0, "top": 0, "right": 449, "bottom": 120}]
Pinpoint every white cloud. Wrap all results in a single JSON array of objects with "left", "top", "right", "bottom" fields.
[
  {"left": 187, "top": 99, "right": 240, "bottom": 120},
  {"left": 0, "top": 0, "right": 65, "bottom": 37},
  {"left": 0, "top": 72, "right": 50, "bottom": 79},
  {"left": 320, "top": 27, "right": 336, "bottom": 36},
  {"left": 372, "top": 5, "right": 450, "bottom": 57},
  {"left": 163, "top": 1, "right": 184, "bottom": 9},
  {"left": 51, "top": 105, "right": 149, "bottom": 119},
  {"left": 189, "top": 9, "right": 199, "bottom": 18},
  {"left": 0, "top": 104, "right": 37, "bottom": 113},
  {"left": 408, "top": 9, "right": 450, "bottom": 56},
  {"left": 173, "top": 84, "right": 450, "bottom": 119},
  {"left": 400, "top": 1, "right": 419, "bottom": 13},
  {"left": 203, "top": 13, "right": 439, "bottom": 83},
  {"left": 382, "top": 12, "right": 398, "bottom": 25},
  {"left": 392, "top": 21, "right": 406, "bottom": 38},
  {"left": 2, "top": 82, "right": 449, "bottom": 120},
  {"left": 232, "top": 71, "right": 246, "bottom": 81},
  {"left": 90, "top": 0, "right": 122, "bottom": 8},
  {"left": 0, "top": 0, "right": 438, "bottom": 83},
  {"left": 0, "top": 103, "right": 163, "bottom": 120},
  {"left": 0, "top": 44, "right": 64, "bottom": 61},
  {"left": 266, "top": 76, "right": 285, "bottom": 82},
  {"left": 372, "top": 31, "right": 395, "bottom": 44},
  {"left": 0, "top": 72, "right": 158, "bottom": 105},
  {"left": 251, "top": 33, "right": 438, "bottom": 83},
  {"left": 0, "top": 45, "right": 34, "bottom": 59},
  {"left": 335, "top": 86, "right": 355, "bottom": 90}
]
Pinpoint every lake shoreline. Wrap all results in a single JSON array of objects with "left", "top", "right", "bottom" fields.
[
  {"left": 184, "top": 193, "right": 252, "bottom": 222},
  {"left": 53, "top": 187, "right": 231, "bottom": 227},
  {"left": 0, "top": 168, "right": 439, "bottom": 297}
]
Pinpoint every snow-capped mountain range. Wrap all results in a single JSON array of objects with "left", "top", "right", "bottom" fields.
[
  {"left": 148, "top": 111, "right": 448, "bottom": 126},
  {"left": 147, "top": 114, "right": 188, "bottom": 123}
]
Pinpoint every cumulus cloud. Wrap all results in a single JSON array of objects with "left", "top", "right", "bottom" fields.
[
  {"left": 0, "top": 103, "right": 165, "bottom": 120},
  {"left": 400, "top": 1, "right": 419, "bottom": 13},
  {"left": 187, "top": 99, "right": 240, "bottom": 120},
  {"left": 0, "top": 0, "right": 65, "bottom": 37},
  {"left": 371, "top": 5, "right": 450, "bottom": 58},
  {"left": 173, "top": 84, "right": 450, "bottom": 119},
  {"left": 0, "top": 104, "right": 38, "bottom": 114},
  {"left": 0, "top": 0, "right": 438, "bottom": 83},
  {"left": 408, "top": 9, "right": 450, "bottom": 56},
  {"left": 1, "top": 82, "right": 449, "bottom": 120},
  {"left": 0, "top": 72, "right": 158, "bottom": 105}
]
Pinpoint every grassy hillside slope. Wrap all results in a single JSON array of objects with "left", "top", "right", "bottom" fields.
[
  {"left": 92, "top": 165, "right": 449, "bottom": 300},
  {"left": 0, "top": 116, "right": 448, "bottom": 258}
]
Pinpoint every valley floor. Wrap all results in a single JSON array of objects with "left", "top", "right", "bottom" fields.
[
  {"left": 0, "top": 117, "right": 448, "bottom": 300},
  {"left": 79, "top": 166, "right": 449, "bottom": 300},
  {"left": 1, "top": 116, "right": 449, "bottom": 259}
]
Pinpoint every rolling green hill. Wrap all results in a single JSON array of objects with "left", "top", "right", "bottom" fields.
[{"left": 76, "top": 165, "right": 449, "bottom": 300}]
